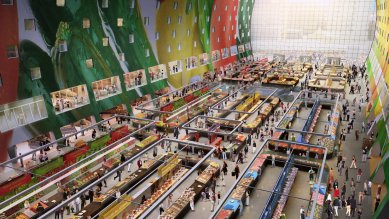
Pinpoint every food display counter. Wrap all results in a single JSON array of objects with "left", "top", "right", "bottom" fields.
[
  {"left": 262, "top": 75, "right": 299, "bottom": 86},
  {"left": 308, "top": 76, "right": 346, "bottom": 92},
  {"left": 128, "top": 167, "right": 188, "bottom": 218},
  {"left": 160, "top": 162, "right": 220, "bottom": 219}
]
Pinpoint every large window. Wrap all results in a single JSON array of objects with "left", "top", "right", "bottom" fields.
[
  {"left": 251, "top": 0, "right": 376, "bottom": 62},
  {"left": 92, "top": 76, "right": 122, "bottom": 101},
  {"left": 51, "top": 85, "right": 90, "bottom": 114},
  {"left": 0, "top": 96, "right": 48, "bottom": 132}
]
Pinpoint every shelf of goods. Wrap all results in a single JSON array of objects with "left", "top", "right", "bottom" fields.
[
  {"left": 128, "top": 167, "right": 189, "bottom": 218},
  {"left": 159, "top": 188, "right": 196, "bottom": 219},
  {"left": 135, "top": 135, "right": 159, "bottom": 148},
  {"left": 272, "top": 167, "right": 298, "bottom": 219},
  {"left": 303, "top": 105, "right": 322, "bottom": 143},
  {"left": 306, "top": 184, "right": 326, "bottom": 219},
  {"left": 260, "top": 155, "right": 295, "bottom": 219},
  {"left": 196, "top": 162, "right": 220, "bottom": 184},
  {"left": 214, "top": 94, "right": 248, "bottom": 118}
]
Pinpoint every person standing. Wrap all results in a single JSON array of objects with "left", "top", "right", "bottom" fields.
[
  {"left": 362, "top": 147, "right": 367, "bottom": 162},
  {"left": 308, "top": 168, "right": 315, "bottom": 184},
  {"left": 350, "top": 155, "right": 357, "bottom": 169},
  {"left": 346, "top": 197, "right": 351, "bottom": 217},
  {"left": 350, "top": 196, "right": 357, "bottom": 217},
  {"left": 159, "top": 203, "right": 165, "bottom": 215},
  {"left": 234, "top": 165, "right": 240, "bottom": 180},
  {"left": 357, "top": 168, "right": 362, "bottom": 182},
  {"left": 19, "top": 153, "right": 24, "bottom": 168},
  {"left": 367, "top": 181, "right": 372, "bottom": 195},
  {"left": 345, "top": 167, "right": 349, "bottom": 181},
  {"left": 300, "top": 206, "right": 305, "bottom": 219},
  {"left": 222, "top": 161, "right": 228, "bottom": 176},
  {"left": 190, "top": 196, "right": 195, "bottom": 211},
  {"left": 252, "top": 141, "right": 257, "bottom": 154},
  {"left": 333, "top": 198, "right": 340, "bottom": 217},
  {"left": 271, "top": 154, "right": 275, "bottom": 167}
]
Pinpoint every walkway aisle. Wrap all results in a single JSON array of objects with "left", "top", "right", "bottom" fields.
[{"left": 322, "top": 73, "right": 373, "bottom": 218}]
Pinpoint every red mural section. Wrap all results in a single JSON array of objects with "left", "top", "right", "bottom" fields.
[
  {"left": 210, "top": 0, "right": 238, "bottom": 70},
  {"left": 0, "top": 3, "right": 20, "bottom": 162}
]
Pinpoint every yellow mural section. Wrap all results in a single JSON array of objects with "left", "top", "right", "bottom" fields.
[
  {"left": 373, "top": 0, "right": 389, "bottom": 86},
  {"left": 156, "top": 0, "right": 209, "bottom": 88}
]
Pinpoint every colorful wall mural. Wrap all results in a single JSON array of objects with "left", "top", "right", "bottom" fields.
[
  {"left": 366, "top": 1, "right": 389, "bottom": 217},
  {"left": 0, "top": 0, "right": 254, "bottom": 162}
]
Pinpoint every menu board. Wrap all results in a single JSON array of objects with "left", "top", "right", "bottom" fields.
[{"left": 158, "top": 154, "right": 179, "bottom": 177}]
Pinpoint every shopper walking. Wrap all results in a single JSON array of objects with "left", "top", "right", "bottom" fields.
[
  {"left": 362, "top": 147, "right": 367, "bottom": 162},
  {"left": 333, "top": 198, "right": 340, "bottom": 217},
  {"left": 234, "top": 165, "right": 240, "bottom": 180},
  {"left": 345, "top": 167, "right": 349, "bottom": 181},
  {"left": 252, "top": 141, "right": 257, "bottom": 154},
  {"left": 357, "top": 168, "right": 362, "bottom": 182},
  {"left": 350, "top": 196, "right": 357, "bottom": 217},
  {"left": 350, "top": 155, "right": 357, "bottom": 169},
  {"left": 346, "top": 197, "right": 351, "bottom": 216}
]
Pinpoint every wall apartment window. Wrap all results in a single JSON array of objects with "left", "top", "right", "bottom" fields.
[
  {"left": 130, "top": 0, "right": 135, "bottom": 9},
  {"left": 30, "top": 67, "right": 41, "bottom": 80},
  {"left": 129, "top": 34, "right": 134, "bottom": 43},
  {"left": 102, "top": 37, "right": 109, "bottom": 46},
  {"left": 117, "top": 18, "right": 123, "bottom": 27},
  {"left": 1, "top": 0, "right": 13, "bottom": 5},
  {"left": 167, "top": 16, "right": 171, "bottom": 24},
  {"left": 24, "top": 19, "right": 36, "bottom": 31},
  {"left": 155, "top": 32, "right": 160, "bottom": 40},
  {"left": 102, "top": 0, "right": 109, "bottom": 8},
  {"left": 144, "top": 17, "right": 150, "bottom": 25},
  {"left": 7, "top": 45, "right": 18, "bottom": 59},
  {"left": 83, "top": 18, "right": 90, "bottom": 29},
  {"left": 56, "top": 0, "right": 64, "bottom": 7}
]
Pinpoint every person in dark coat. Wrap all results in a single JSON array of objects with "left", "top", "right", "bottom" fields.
[
  {"left": 88, "top": 189, "right": 94, "bottom": 203},
  {"left": 326, "top": 201, "right": 333, "bottom": 219},
  {"left": 350, "top": 196, "right": 357, "bottom": 217}
]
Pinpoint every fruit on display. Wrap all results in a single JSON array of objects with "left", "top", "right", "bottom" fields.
[
  {"left": 136, "top": 135, "right": 159, "bottom": 148},
  {"left": 196, "top": 163, "right": 220, "bottom": 184},
  {"left": 129, "top": 167, "right": 188, "bottom": 218}
]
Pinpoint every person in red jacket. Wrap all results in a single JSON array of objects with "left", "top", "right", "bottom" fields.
[{"left": 334, "top": 186, "right": 340, "bottom": 198}]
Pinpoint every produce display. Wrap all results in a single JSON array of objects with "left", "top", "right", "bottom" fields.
[
  {"left": 303, "top": 105, "right": 322, "bottom": 143},
  {"left": 129, "top": 167, "right": 189, "bottom": 218},
  {"left": 250, "top": 154, "right": 267, "bottom": 172},
  {"left": 262, "top": 75, "right": 299, "bottom": 86},
  {"left": 196, "top": 162, "right": 220, "bottom": 184},
  {"left": 135, "top": 135, "right": 159, "bottom": 148},
  {"left": 142, "top": 154, "right": 163, "bottom": 169},
  {"left": 159, "top": 188, "right": 196, "bottom": 219},
  {"left": 272, "top": 167, "right": 298, "bottom": 219},
  {"left": 215, "top": 209, "right": 234, "bottom": 219}
]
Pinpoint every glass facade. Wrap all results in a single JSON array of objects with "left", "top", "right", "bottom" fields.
[{"left": 251, "top": 0, "right": 376, "bottom": 63}]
